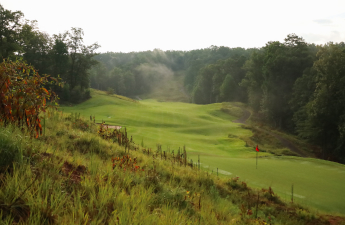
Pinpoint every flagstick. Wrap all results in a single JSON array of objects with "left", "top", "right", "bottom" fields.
[{"left": 256, "top": 151, "right": 258, "bottom": 169}]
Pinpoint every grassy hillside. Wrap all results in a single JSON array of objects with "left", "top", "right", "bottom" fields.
[
  {"left": 59, "top": 89, "right": 345, "bottom": 216},
  {"left": 1, "top": 107, "right": 345, "bottom": 224}
]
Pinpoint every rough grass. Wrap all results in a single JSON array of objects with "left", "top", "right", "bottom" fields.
[
  {"left": 59, "top": 90, "right": 345, "bottom": 216},
  {"left": 1, "top": 112, "right": 344, "bottom": 224},
  {"left": 0, "top": 128, "right": 24, "bottom": 172}
]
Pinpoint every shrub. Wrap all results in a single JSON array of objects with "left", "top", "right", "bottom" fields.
[
  {"left": 0, "top": 59, "right": 60, "bottom": 138},
  {"left": 106, "top": 87, "right": 114, "bottom": 95},
  {"left": 70, "top": 85, "right": 82, "bottom": 103},
  {"left": 84, "top": 88, "right": 91, "bottom": 100},
  {"left": 68, "top": 86, "right": 92, "bottom": 103}
]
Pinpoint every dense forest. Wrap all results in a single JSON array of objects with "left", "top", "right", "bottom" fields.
[
  {"left": 1, "top": 4, "right": 345, "bottom": 163},
  {"left": 91, "top": 37, "right": 345, "bottom": 164},
  {"left": 0, "top": 4, "right": 99, "bottom": 103},
  {"left": 89, "top": 46, "right": 255, "bottom": 100}
]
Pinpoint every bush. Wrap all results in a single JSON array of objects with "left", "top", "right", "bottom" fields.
[
  {"left": 68, "top": 86, "right": 92, "bottom": 103},
  {"left": 84, "top": 88, "right": 91, "bottom": 100},
  {"left": 70, "top": 85, "right": 82, "bottom": 103},
  {"left": 0, "top": 59, "right": 60, "bottom": 138},
  {"left": 106, "top": 87, "right": 114, "bottom": 95}
]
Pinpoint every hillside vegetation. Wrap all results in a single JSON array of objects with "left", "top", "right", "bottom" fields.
[
  {"left": 1, "top": 105, "right": 345, "bottom": 224},
  {"left": 60, "top": 90, "right": 345, "bottom": 217},
  {"left": 1, "top": 4, "right": 345, "bottom": 224}
]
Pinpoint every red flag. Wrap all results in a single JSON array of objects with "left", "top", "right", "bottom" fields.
[{"left": 256, "top": 145, "right": 259, "bottom": 152}]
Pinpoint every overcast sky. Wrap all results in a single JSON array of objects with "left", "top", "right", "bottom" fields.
[{"left": 2, "top": 0, "right": 345, "bottom": 53}]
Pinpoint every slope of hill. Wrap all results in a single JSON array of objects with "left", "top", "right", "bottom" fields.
[
  {"left": 59, "top": 90, "right": 345, "bottom": 217},
  {"left": 1, "top": 104, "right": 345, "bottom": 224}
]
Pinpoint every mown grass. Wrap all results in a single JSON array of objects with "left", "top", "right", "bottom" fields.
[
  {"left": 59, "top": 90, "right": 345, "bottom": 216},
  {"left": 62, "top": 95, "right": 257, "bottom": 158},
  {"left": 1, "top": 110, "right": 343, "bottom": 224}
]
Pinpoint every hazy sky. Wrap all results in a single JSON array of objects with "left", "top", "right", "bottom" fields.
[{"left": 2, "top": 0, "right": 345, "bottom": 53}]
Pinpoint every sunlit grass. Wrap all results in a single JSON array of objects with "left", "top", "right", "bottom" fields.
[
  {"left": 0, "top": 108, "right": 343, "bottom": 224},
  {"left": 59, "top": 90, "right": 345, "bottom": 216}
]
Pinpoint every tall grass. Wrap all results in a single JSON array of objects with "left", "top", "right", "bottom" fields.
[
  {"left": 0, "top": 127, "right": 24, "bottom": 172},
  {"left": 0, "top": 109, "right": 343, "bottom": 224}
]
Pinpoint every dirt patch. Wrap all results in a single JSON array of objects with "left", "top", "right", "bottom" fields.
[
  {"left": 96, "top": 123, "right": 122, "bottom": 130},
  {"left": 107, "top": 125, "right": 122, "bottom": 129},
  {"left": 325, "top": 215, "right": 345, "bottom": 225},
  {"left": 40, "top": 152, "right": 52, "bottom": 159},
  {"left": 61, "top": 161, "right": 87, "bottom": 184}
]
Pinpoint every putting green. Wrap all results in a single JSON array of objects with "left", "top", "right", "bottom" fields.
[
  {"left": 203, "top": 156, "right": 345, "bottom": 214},
  {"left": 61, "top": 90, "right": 345, "bottom": 215}
]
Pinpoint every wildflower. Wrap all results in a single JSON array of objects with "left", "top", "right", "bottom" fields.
[{"left": 186, "top": 191, "right": 190, "bottom": 195}]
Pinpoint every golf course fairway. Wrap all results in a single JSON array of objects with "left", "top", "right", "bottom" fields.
[{"left": 61, "top": 90, "right": 345, "bottom": 215}]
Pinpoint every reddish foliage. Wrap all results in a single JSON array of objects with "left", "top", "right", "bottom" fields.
[
  {"left": 111, "top": 155, "right": 143, "bottom": 172},
  {"left": 0, "top": 59, "right": 61, "bottom": 138},
  {"left": 325, "top": 215, "right": 345, "bottom": 225}
]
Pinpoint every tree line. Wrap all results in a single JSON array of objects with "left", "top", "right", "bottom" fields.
[
  {"left": 92, "top": 36, "right": 345, "bottom": 163},
  {"left": 90, "top": 46, "right": 256, "bottom": 98},
  {"left": 186, "top": 35, "right": 345, "bottom": 163},
  {"left": 0, "top": 4, "right": 99, "bottom": 103},
  {"left": 89, "top": 50, "right": 185, "bottom": 97}
]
